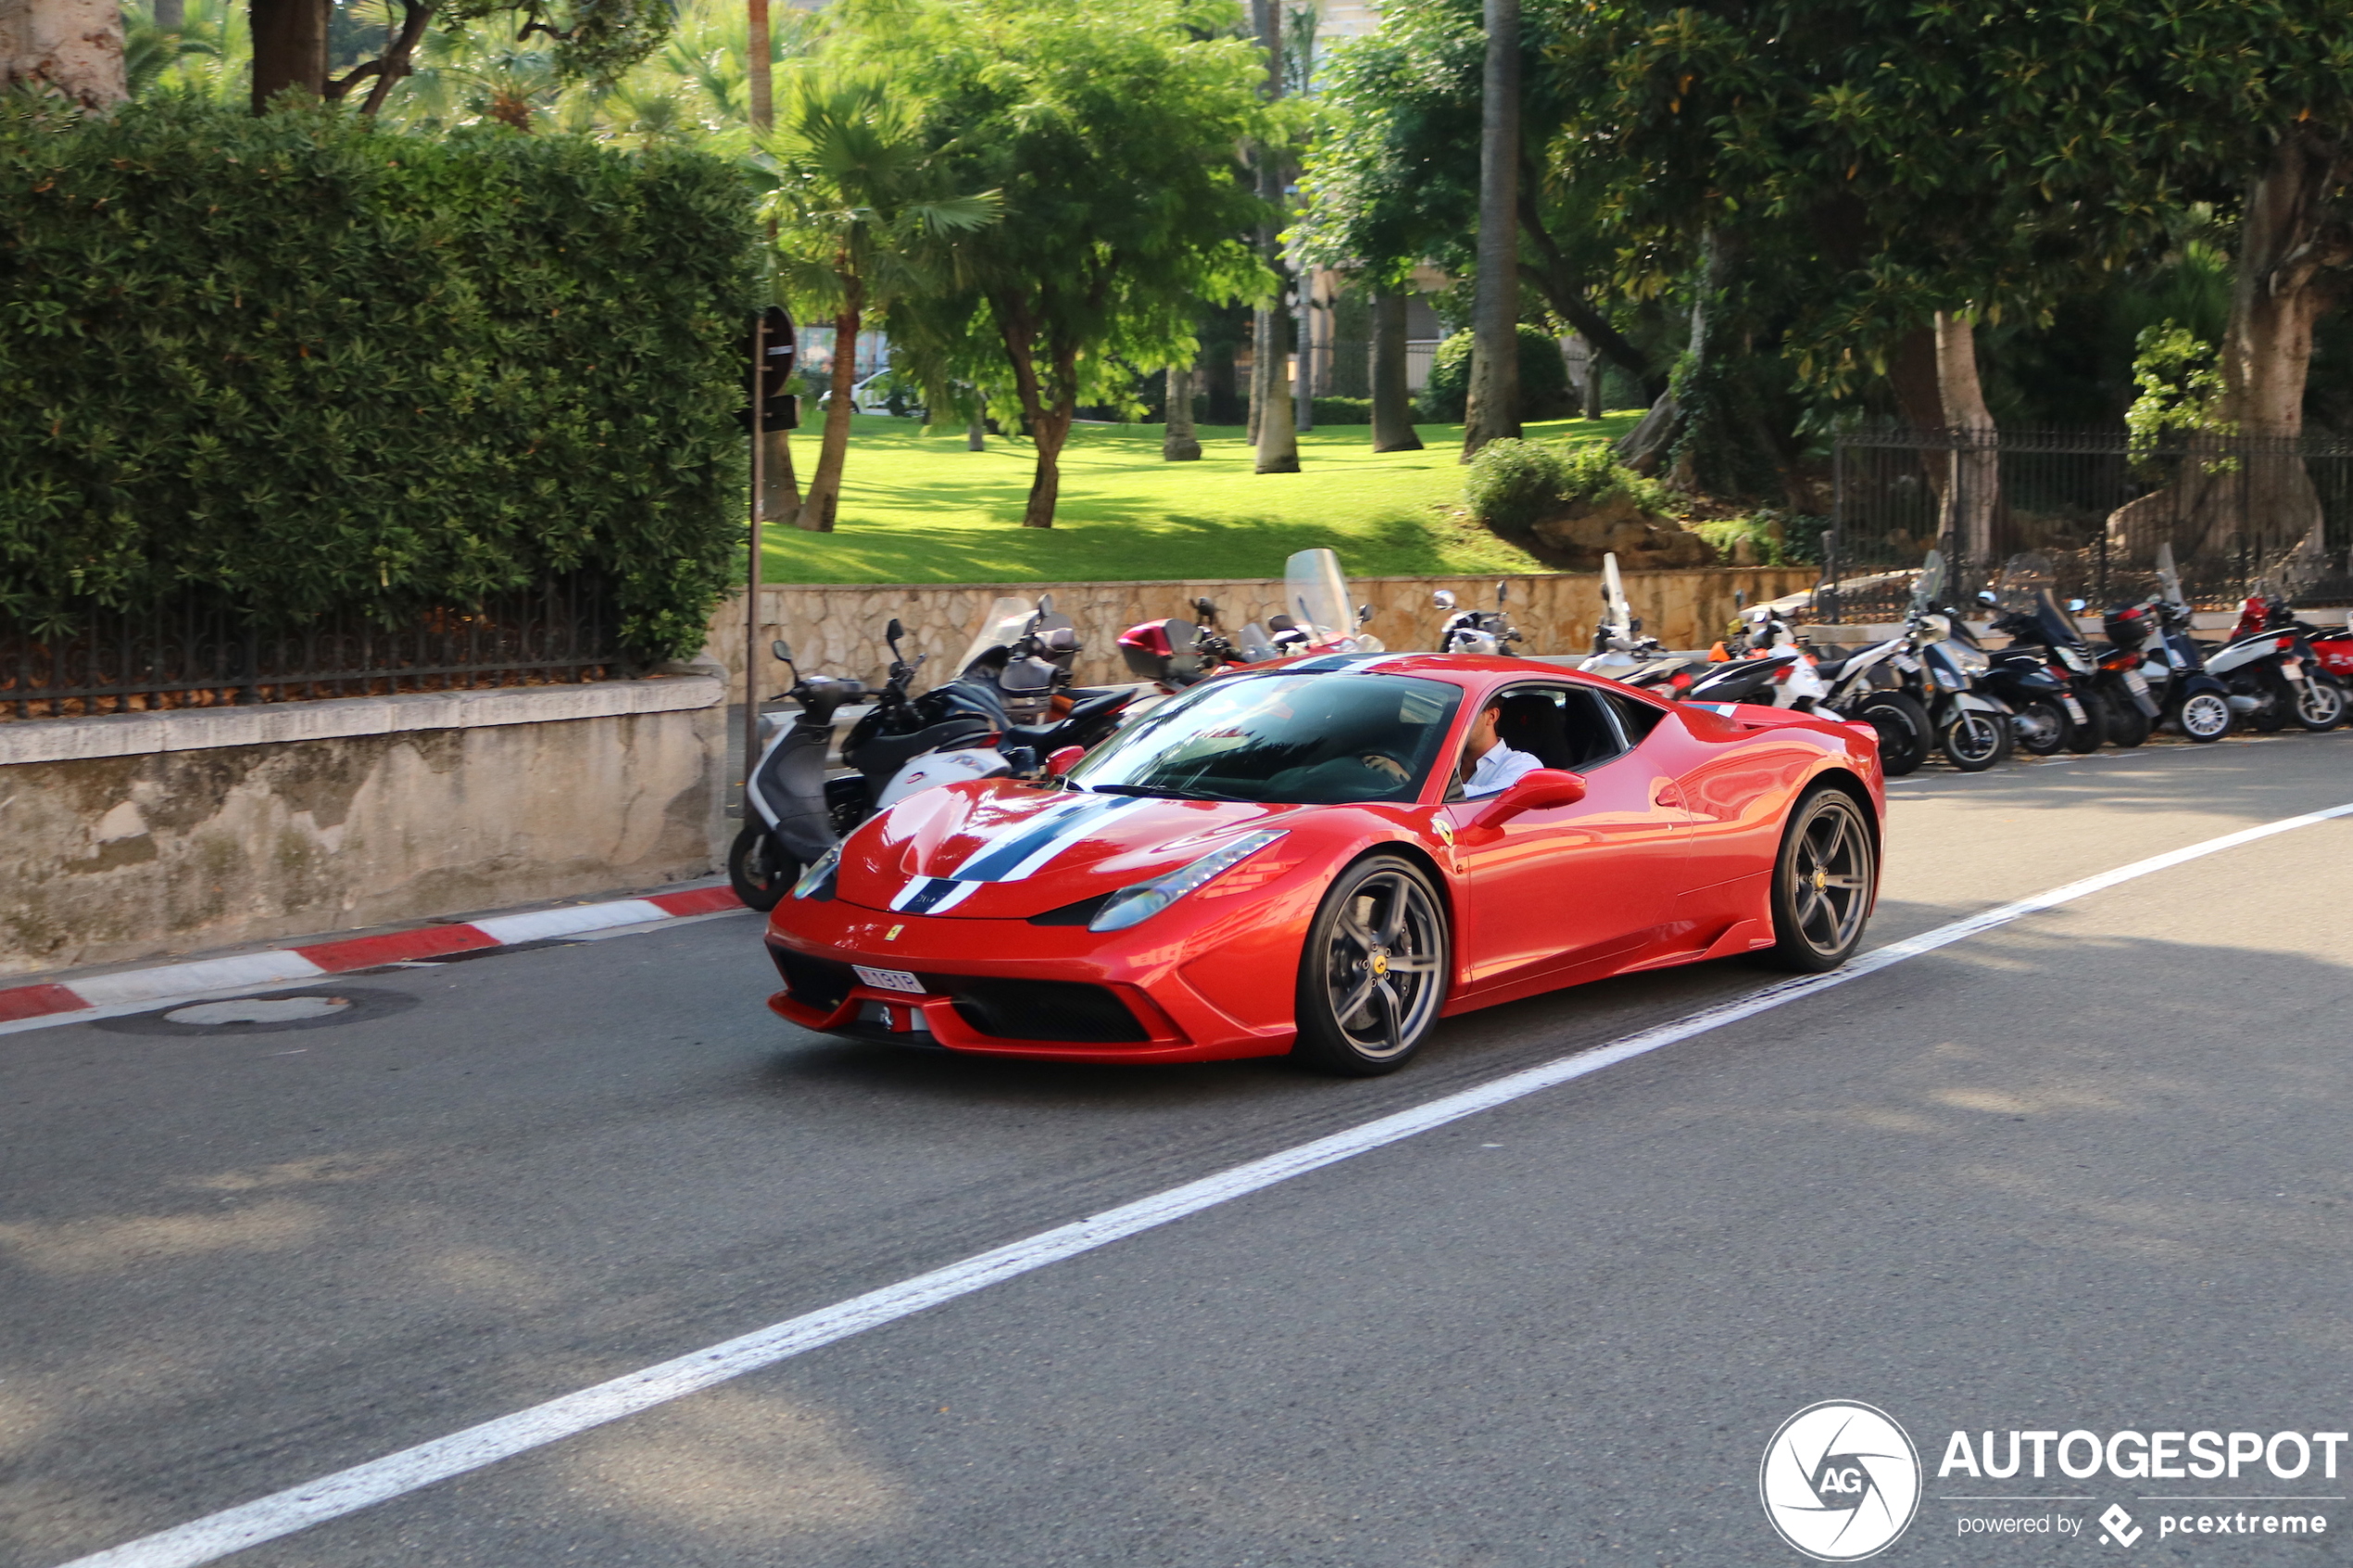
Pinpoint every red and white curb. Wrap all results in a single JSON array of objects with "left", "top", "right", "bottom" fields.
[{"left": 0, "top": 884, "right": 747, "bottom": 1035}]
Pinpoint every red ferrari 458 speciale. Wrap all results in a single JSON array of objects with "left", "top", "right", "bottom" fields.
[{"left": 764, "top": 653, "right": 1884, "bottom": 1074}]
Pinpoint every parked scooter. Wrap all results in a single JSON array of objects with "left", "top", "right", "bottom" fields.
[
  {"left": 1894, "top": 552, "right": 2015, "bottom": 771},
  {"left": 1974, "top": 553, "right": 2105, "bottom": 756},
  {"left": 730, "top": 641, "right": 866, "bottom": 910},
  {"left": 2100, "top": 546, "right": 2234, "bottom": 743},
  {"left": 1235, "top": 548, "right": 1387, "bottom": 662},
  {"left": 1117, "top": 598, "right": 1239, "bottom": 689},
  {"left": 1579, "top": 554, "right": 1693, "bottom": 688},
  {"left": 2207, "top": 580, "right": 2349, "bottom": 731},
  {"left": 834, "top": 611, "right": 1136, "bottom": 831},
  {"left": 1433, "top": 582, "right": 1525, "bottom": 655},
  {"left": 1808, "top": 636, "right": 1936, "bottom": 778}
]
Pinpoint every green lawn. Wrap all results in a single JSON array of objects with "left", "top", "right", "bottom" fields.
[{"left": 760, "top": 411, "right": 1646, "bottom": 584}]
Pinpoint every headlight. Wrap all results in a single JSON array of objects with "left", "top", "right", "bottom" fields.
[
  {"left": 1088, "top": 830, "right": 1289, "bottom": 933},
  {"left": 2059, "top": 646, "right": 2092, "bottom": 673},
  {"left": 791, "top": 845, "right": 841, "bottom": 900}
]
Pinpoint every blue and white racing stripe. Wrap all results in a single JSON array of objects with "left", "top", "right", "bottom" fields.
[{"left": 887, "top": 793, "right": 1147, "bottom": 912}]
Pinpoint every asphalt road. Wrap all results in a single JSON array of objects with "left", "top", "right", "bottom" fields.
[{"left": 5, "top": 733, "right": 2351, "bottom": 1568}]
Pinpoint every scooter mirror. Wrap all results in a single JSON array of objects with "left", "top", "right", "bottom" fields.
[
  {"left": 1977, "top": 589, "right": 1997, "bottom": 606},
  {"left": 1194, "top": 597, "right": 1217, "bottom": 621},
  {"left": 1434, "top": 590, "right": 1457, "bottom": 609},
  {"left": 2068, "top": 597, "right": 2087, "bottom": 613},
  {"left": 1357, "top": 604, "right": 1375, "bottom": 626},
  {"left": 770, "top": 639, "right": 793, "bottom": 662},
  {"left": 1495, "top": 582, "right": 1507, "bottom": 605},
  {"left": 1037, "top": 593, "right": 1054, "bottom": 614},
  {"left": 886, "top": 618, "right": 903, "bottom": 646},
  {"left": 1045, "top": 745, "right": 1086, "bottom": 777}
]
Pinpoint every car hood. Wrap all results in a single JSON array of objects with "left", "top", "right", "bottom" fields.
[{"left": 837, "top": 783, "right": 1299, "bottom": 920}]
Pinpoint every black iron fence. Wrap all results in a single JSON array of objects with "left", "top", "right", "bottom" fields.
[
  {"left": 1822, "top": 428, "right": 2353, "bottom": 622},
  {"left": 0, "top": 574, "right": 629, "bottom": 721}
]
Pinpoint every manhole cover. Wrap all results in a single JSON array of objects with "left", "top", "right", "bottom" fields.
[
  {"left": 164, "top": 996, "right": 352, "bottom": 1025},
  {"left": 94, "top": 986, "right": 420, "bottom": 1036}
]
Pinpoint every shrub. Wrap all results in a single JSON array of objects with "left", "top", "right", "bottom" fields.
[
  {"left": 1465, "top": 438, "right": 1667, "bottom": 535},
  {"left": 1415, "top": 324, "right": 1576, "bottom": 423},
  {"left": 0, "top": 95, "right": 761, "bottom": 659},
  {"left": 1463, "top": 439, "right": 1570, "bottom": 535},
  {"left": 1310, "top": 396, "right": 1372, "bottom": 425}
]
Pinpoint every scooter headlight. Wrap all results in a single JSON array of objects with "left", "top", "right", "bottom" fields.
[
  {"left": 791, "top": 845, "right": 841, "bottom": 901},
  {"left": 1088, "top": 830, "right": 1289, "bottom": 933}
]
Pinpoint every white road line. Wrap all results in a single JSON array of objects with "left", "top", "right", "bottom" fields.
[{"left": 54, "top": 801, "right": 2353, "bottom": 1568}]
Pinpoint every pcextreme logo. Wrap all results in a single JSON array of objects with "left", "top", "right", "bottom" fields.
[{"left": 1761, "top": 1400, "right": 1924, "bottom": 1562}]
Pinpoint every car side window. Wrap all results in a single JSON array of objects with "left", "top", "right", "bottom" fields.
[
  {"left": 1599, "top": 690, "right": 1667, "bottom": 747},
  {"left": 1489, "top": 684, "right": 1631, "bottom": 772}
]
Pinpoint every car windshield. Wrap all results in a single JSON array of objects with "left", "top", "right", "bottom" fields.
[{"left": 1067, "top": 672, "right": 1463, "bottom": 805}]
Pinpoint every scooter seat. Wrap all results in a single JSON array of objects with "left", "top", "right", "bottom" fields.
[
  {"left": 845, "top": 718, "right": 995, "bottom": 781},
  {"left": 1006, "top": 689, "right": 1134, "bottom": 751}
]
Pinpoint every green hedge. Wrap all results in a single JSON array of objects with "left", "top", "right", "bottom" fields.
[{"left": 0, "top": 95, "right": 761, "bottom": 659}]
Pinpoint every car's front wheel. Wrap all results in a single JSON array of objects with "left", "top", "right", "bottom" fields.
[
  {"left": 1763, "top": 786, "right": 1878, "bottom": 972},
  {"left": 1292, "top": 855, "right": 1450, "bottom": 1076}
]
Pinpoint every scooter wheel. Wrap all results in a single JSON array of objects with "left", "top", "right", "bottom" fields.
[
  {"left": 2012, "top": 697, "right": 2071, "bottom": 756},
  {"left": 727, "top": 822, "right": 798, "bottom": 912},
  {"left": 1854, "top": 692, "right": 1932, "bottom": 777},
  {"left": 2063, "top": 694, "right": 2107, "bottom": 753},
  {"left": 2100, "top": 690, "right": 2150, "bottom": 748},
  {"left": 1940, "top": 709, "right": 2007, "bottom": 771},
  {"left": 2177, "top": 691, "right": 2233, "bottom": 743},
  {"left": 2294, "top": 673, "right": 2347, "bottom": 731}
]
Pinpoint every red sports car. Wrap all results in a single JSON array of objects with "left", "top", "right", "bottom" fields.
[{"left": 764, "top": 654, "right": 1884, "bottom": 1075}]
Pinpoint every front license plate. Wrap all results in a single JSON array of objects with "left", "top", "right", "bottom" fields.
[
  {"left": 853, "top": 965, "right": 927, "bottom": 995},
  {"left": 2281, "top": 657, "right": 2304, "bottom": 682},
  {"left": 2123, "top": 670, "right": 2150, "bottom": 696}
]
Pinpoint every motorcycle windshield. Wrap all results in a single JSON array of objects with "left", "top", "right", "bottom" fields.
[
  {"left": 1601, "top": 552, "right": 1633, "bottom": 639},
  {"left": 955, "top": 597, "right": 1038, "bottom": 679},
  {"left": 1281, "top": 547, "right": 1359, "bottom": 653},
  {"left": 1908, "top": 551, "right": 1945, "bottom": 619},
  {"left": 1235, "top": 621, "right": 1280, "bottom": 662},
  {"left": 2154, "top": 544, "right": 2185, "bottom": 608}
]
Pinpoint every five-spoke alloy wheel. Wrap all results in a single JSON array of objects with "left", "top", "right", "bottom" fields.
[
  {"left": 1292, "top": 855, "right": 1450, "bottom": 1076},
  {"left": 1765, "top": 788, "right": 1878, "bottom": 972}
]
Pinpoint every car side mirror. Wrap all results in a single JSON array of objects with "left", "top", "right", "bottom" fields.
[
  {"left": 1471, "top": 768, "right": 1587, "bottom": 830},
  {"left": 1046, "top": 745, "right": 1086, "bottom": 777}
]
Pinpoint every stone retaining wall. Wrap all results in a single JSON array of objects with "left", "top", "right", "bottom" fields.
[
  {"left": 705, "top": 568, "right": 1818, "bottom": 689},
  {"left": 0, "top": 671, "right": 727, "bottom": 977}
]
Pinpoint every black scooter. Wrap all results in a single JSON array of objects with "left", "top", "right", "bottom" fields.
[{"left": 730, "top": 639, "right": 864, "bottom": 911}]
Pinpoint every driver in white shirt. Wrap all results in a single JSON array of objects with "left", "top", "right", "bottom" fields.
[{"left": 1458, "top": 696, "right": 1541, "bottom": 797}]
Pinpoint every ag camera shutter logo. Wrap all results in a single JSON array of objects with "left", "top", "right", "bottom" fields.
[{"left": 1760, "top": 1400, "right": 1922, "bottom": 1561}]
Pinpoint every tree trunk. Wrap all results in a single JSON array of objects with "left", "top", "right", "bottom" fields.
[
  {"left": 966, "top": 407, "right": 986, "bottom": 451},
  {"left": 745, "top": 0, "right": 772, "bottom": 132},
  {"left": 1203, "top": 338, "right": 1241, "bottom": 425},
  {"left": 2108, "top": 132, "right": 2345, "bottom": 575},
  {"left": 1370, "top": 292, "right": 1423, "bottom": 453},
  {"left": 1247, "top": 0, "right": 1299, "bottom": 469},
  {"left": 1933, "top": 309, "right": 1998, "bottom": 567},
  {"left": 1460, "top": 0, "right": 1521, "bottom": 458},
  {"left": 1, "top": 0, "right": 126, "bottom": 108},
  {"left": 1517, "top": 174, "right": 1650, "bottom": 392},
  {"left": 1255, "top": 338, "right": 1300, "bottom": 472},
  {"left": 1025, "top": 404, "right": 1073, "bottom": 527},
  {"left": 796, "top": 300, "right": 862, "bottom": 533},
  {"left": 248, "top": 0, "right": 326, "bottom": 109},
  {"left": 1164, "top": 364, "right": 1202, "bottom": 460},
  {"left": 1579, "top": 340, "right": 1603, "bottom": 419},
  {"left": 1294, "top": 270, "right": 1315, "bottom": 433}
]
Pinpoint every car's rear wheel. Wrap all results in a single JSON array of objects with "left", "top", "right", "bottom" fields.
[
  {"left": 1292, "top": 855, "right": 1449, "bottom": 1076},
  {"left": 1763, "top": 787, "right": 1877, "bottom": 972}
]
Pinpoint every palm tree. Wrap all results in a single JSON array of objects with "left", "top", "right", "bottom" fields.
[{"left": 760, "top": 76, "right": 1000, "bottom": 532}]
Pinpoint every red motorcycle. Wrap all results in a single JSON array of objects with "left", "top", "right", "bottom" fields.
[{"left": 2237, "top": 593, "right": 2353, "bottom": 682}]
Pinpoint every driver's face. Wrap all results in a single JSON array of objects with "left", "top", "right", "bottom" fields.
[{"left": 1461, "top": 704, "right": 1501, "bottom": 773}]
